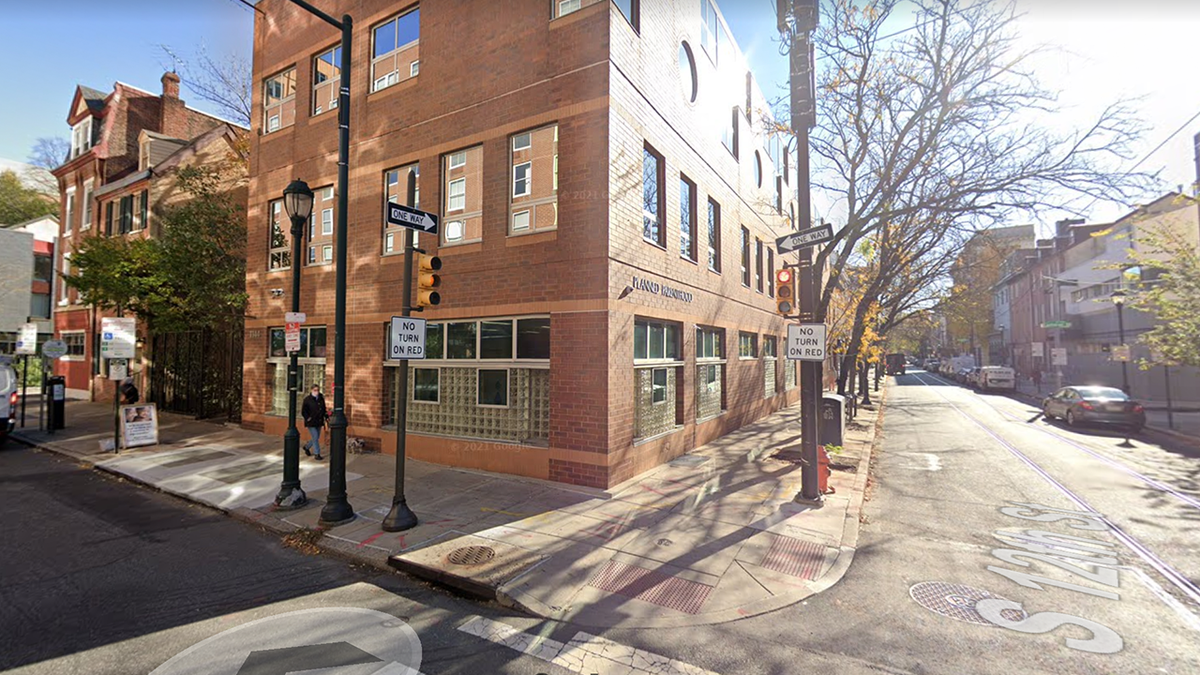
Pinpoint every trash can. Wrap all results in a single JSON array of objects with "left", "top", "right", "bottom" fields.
[
  {"left": 48, "top": 375, "right": 66, "bottom": 430},
  {"left": 820, "top": 393, "right": 845, "bottom": 447}
]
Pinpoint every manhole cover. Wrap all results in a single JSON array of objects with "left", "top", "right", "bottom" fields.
[
  {"left": 909, "top": 581, "right": 1027, "bottom": 626},
  {"left": 446, "top": 546, "right": 496, "bottom": 566}
]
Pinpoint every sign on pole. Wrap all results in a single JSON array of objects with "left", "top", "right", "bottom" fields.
[
  {"left": 285, "top": 323, "right": 302, "bottom": 353},
  {"left": 285, "top": 311, "right": 306, "bottom": 324},
  {"left": 776, "top": 223, "right": 834, "bottom": 255},
  {"left": 42, "top": 340, "right": 68, "bottom": 360},
  {"left": 388, "top": 316, "right": 427, "bottom": 360},
  {"left": 786, "top": 324, "right": 827, "bottom": 361},
  {"left": 1110, "top": 345, "right": 1130, "bottom": 363},
  {"left": 108, "top": 358, "right": 128, "bottom": 381},
  {"left": 15, "top": 323, "right": 37, "bottom": 355},
  {"left": 1052, "top": 347, "right": 1069, "bottom": 366},
  {"left": 385, "top": 203, "right": 439, "bottom": 235},
  {"left": 1041, "top": 320, "right": 1071, "bottom": 329},
  {"left": 100, "top": 317, "right": 137, "bottom": 359}
]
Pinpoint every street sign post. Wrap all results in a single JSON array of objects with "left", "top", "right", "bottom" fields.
[
  {"left": 15, "top": 323, "right": 37, "bottom": 356},
  {"left": 108, "top": 359, "right": 128, "bottom": 381},
  {"left": 786, "top": 324, "right": 827, "bottom": 362},
  {"left": 1052, "top": 347, "right": 1068, "bottom": 366},
  {"left": 42, "top": 340, "right": 67, "bottom": 359},
  {"left": 776, "top": 223, "right": 833, "bottom": 255},
  {"left": 1110, "top": 345, "right": 1130, "bottom": 363},
  {"left": 100, "top": 317, "right": 136, "bottom": 359},
  {"left": 1041, "top": 320, "right": 1071, "bottom": 329},
  {"left": 388, "top": 317, "right": 427, "bottom": 360},
  {"left": 385, "top": 203, "right": 439, "bottom": 234}
]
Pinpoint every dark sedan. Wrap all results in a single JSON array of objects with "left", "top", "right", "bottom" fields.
[{"left": 1042, "top": 386, "right": 1146, "bottom": 432}]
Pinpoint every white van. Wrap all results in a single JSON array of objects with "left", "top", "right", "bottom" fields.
[
  {"left": 979, "top": 366, "right": 1016, "bottom": 391},
  {"left": 0, "top": 361, "right": 17, "bottom": 445}
]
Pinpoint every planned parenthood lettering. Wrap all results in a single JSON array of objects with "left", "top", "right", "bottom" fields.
[{"left": 632, "top": 276, "right": 694, "bottom": 303}]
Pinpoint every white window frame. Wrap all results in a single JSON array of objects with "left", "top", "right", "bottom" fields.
[
  {"left": 410, "top": 61, "right": 420, "bottom": 77},
  {"left": 59, "top": 252, "right": 71, "bottom": 305},
  {"left": 557, "top": 0, "right": 582, "bottom": 17},
  {"left": 476, "top": 368, "right": 511, "bottom": 408},
  {"left": 412, "top": 366, "right": 440, "bottom": 404},
  {"left": 81, "top": 181, "right": 93, "bottom": 230},
  {"left": 65, "top": 188, "right": 76, "bottom": 232},
  {"left": 651, "top": 368, "right": 668, "bottom": 404},
  {"left": 263, "top": 68, "right": 295, "bottom": 134},
  {"left": 512, "top": 210, "right": 531, "bottom": 231},
  {"left": 513, "top": 133, "right": 531, "bottom": 151},
  {"left": 445, "top": 220, "right": 465, "bottom": 242},
  {"left": 322, "top": 245, "right": 333, "bottom": 262},
  {"left": 513, "top": 162, "right": 531, "bottom": 197},
  {"left": 371, "top": 8, "right": 420, "bottom": 93},
  {"left": 312, "top": 45, "right": 341, "bottom": 116},
  {"left": 321, "top": 208, "right": 333, "bottom": 235},
  {"left": 449, "top": 151, "right": 466, "bottom": 170},
  {"left": 71, "top": 118, "right": 93, "bottom": 159},
  {"left": 60, "top": 330, "right": 86, "bottom": 361},
  {"left": 447, "top": 178, "right": 466, "bottom": 212}
]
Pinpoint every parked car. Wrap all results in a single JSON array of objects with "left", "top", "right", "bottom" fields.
[
  {"left": 963, "top": 367, "right": 983, "bottom": 388},
  {"left": 924, "top": 359, "right": 940, "bottom": 372},
  {"left": 0, "top": 361, "right": 16, "bottom": 446},
  {"left": 1041, "top": 386, "right": 1145, "bottom": 431},
  {"left": 955, "top": 367, "right": 974, "bottom": 384},
  {"left": 978, "top": 366, "right": 1016, "bottom": 391}
]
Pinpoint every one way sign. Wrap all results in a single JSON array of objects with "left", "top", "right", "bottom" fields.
[{"left": 386, "top": 203, "right": 439, "bottom": 234}]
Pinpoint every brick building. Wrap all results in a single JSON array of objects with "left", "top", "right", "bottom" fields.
[
  {"left": 50, "top": 74, "right": 236, "bottom": 399},
  {"left": 245, "top": 0, "right": 801, "bottom": 488}
]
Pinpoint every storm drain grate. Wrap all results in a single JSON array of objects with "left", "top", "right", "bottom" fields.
[
  {"left": 759, "top": 535, "right": 825, "bottom": 579},
  {"left": 909, "top": 581, "right": 1027, "bottom": 626},
  {"left": 446, "top": 545, "right": 496, "bottom": 566},
  {"left": 587, "top": 560, "right": 713, "bottom": 614}
]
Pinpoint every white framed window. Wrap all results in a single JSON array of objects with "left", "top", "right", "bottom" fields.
[
  {"left": 513, "top": 133, "right": 531, "bottom": 151},
  {"left": 651, "top": 368, "right": 668, "bottom": 404},
  {"left": 321, "top": 208, "right": 333, "bottom": 235},
  {"left": 64, "top": 188, "right": 76, "bottom": 232},
  {"left": 323, "top": 245, "right": 333, "bottom": 262},
  {"left": 477, "top": 368, "right": 510, "bottom": 407},
  {"left": 70, "top": 118, "right": 93, "bottom": 159},
  {"left": 410, "top": 61, "right": 420, "bottom": 77},
  {"left": 59, "top": 253, "right": 71, "bottom": 305},
  {"left": 268, "top": 200, "right": 291, "bottom": 270},
  {"left": 553, "top": 154, "right": 558, "bottom": 191},
  {"left": 513, "top": 162, "right": 531, "bottom": 197},
  {"left": 512, "top": 210, "right": 530, "bottom": 231},
  {"left": 81, "top": 181, "right": 93, "bottom": 230},
  {"left": 60, "top": 330, "right": 86, "bottom": 359},
  {"left": 449, "top": 151, "right": 466, "bottom": 170},
  {"left": 445, "top": 220, "right": 464, "bottom": 241},
  {"left": 447, "top": 178, "right": 465, "bottom": 212},
  {"left": 371, "top": 8, "right": 420, "bottom": 92},
  {"left": 558, "top": 0, "right": 582, "bottom": 16},
  {"left": 263, "top": 68, "right": 296, "bottom": 133}
]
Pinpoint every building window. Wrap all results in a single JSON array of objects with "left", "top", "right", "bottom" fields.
[
  {"left": 763, "top": 335, "right": 777, "bottom": 358},
  {"left": 62, "top": 332, "right": 85, "bottom": 356},
  {"left": 767, "top": 248, "right": 775, "bottom": 297},
  {"left": 306, "top": 186, "right": 334, "bottom": 266},
  {"left": 384, "top": 163, "right": 419, "bottom": 254},
  {"left": 695, "top": 325, "right": 725, "bottom": 420},
  {"left": 266, "top": 329, "right": 327, "bottom": 415},
  {"left": 722, "top": 107, "right": 739, "bottom": 157},
  {"left": 755, "top": 238, "right": 763, "bottom": 292},
  {"left": 263, "top": 68, "right": 296, "bottom": 133},
  {"left": 706, "top": 198, "right": 721, "bottom": 273},
  {"left": 33, "top": 254, "right": 52, "bottom": 284},
  {"left": 701, "top": 0, "right": 719, "bottom": 64},
  {"left": 754, "top": 150, "right": 763, "bottom": 188},
  {"left": 442, "top": 146, "right": 482, "bottom": 244},
  {"left": 680, "top": 174, "right": 696, "bottom": 261},
  {"left": 372, "top": 8, "right": 420, "bottom": 92},
  {"left": 613, "top": 0, "right": 638, "bottom": 31},
  {"left": 269, "top": 325, "right": 328, "bottom": 358},
  {"left": 58, "top": 253, "right": 71, "bottom": 305},
  {"left": 413, "top": 368, "right": 439, "bottom": 403},
  {"left": 138, "top": 190, "right": 148, "bottom": 231},
  {"left": 117, "top": 195, "right": 135, "bottom": 234},
  {"left": 651, "top": 368, "right": 668, "bottom": 403},
  {"left": 510, "top": 125, "right": 558, "bottom": 235},
  {"left": 642, "top": 144, "right": 664, "bottom": 247},
  {"left": 513, "top": 162, "right": 531, "bottom": 197},
  {"left": 634, "top": 318, "right": 680, "bottom": 361},
  {"left": 64, "top": 188, "right": 75, "bottom": 233},
  {"left": 81, "top": 181, "right": 93, "bottom": 230},
  {"left": 679, "top": 42, "right": 697, "bottom": 103},
  {"left": 741, "top": 226, "right": 750, "bottom": 287},
  {"left": 634, "top": 318, "right": 681, "bottom": 440},
  {"left": 763, "top": 335, "right": 778, "bottom": 396},
  {"left": 70, "top": 118, "right": 94, "bottom": 159},
  {"left": 739, "top": 332, "right": 757, "bottom": 358},
  {"left": 312, "top": 45, "right": 342, "bottom": 115},
  {"left": 268, "top": 200, "right": 290, "bottom": 270},
  {"left": 478, "top": 369, "right": 509, "bottom": 407}
]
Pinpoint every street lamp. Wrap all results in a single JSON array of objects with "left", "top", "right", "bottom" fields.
[
  {"left": 275, "top": 178, "right": 313, "bottom": 510},
  {"left": 286, "top": 0, "right": 355, "bottom": 526},
  {"left": 1111, "top": 289, "right": 1130, "bottom": 395}
]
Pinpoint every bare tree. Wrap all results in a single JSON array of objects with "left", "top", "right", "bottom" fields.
[
  {"left": 28, "top": 137, "right": 70, "bottom": 170},
  {"left": 159, "top": 43, "right": 252, "bottom": 127}
]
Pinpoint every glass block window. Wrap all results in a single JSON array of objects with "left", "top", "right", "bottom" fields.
[
  {"left": 270, "top": 362, "right": 326, "bottom": 416},
  {"left": 384, "top": 366, "right": 549, "bottom": 444}
]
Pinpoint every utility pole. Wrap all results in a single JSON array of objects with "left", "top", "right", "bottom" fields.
[{"left": 780, "top": 0, "right": 822, "bottom": 503}]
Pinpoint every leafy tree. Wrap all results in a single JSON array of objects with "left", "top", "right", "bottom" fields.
[
  {"left": 61, "top": 166, "right": 246, "bottom": 334},
  {"left": 0, "top": 170, "right": 57, "bottom": 224},
  {"left": 1124, "top": 222, "right": 1200, "bottom": 369}
]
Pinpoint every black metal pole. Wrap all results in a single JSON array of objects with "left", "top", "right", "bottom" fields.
[
  {"left": 39, "top": 355, "right": 46, "bottom": 432},
  {"left": 1164, "top": 364, "right": 1174, "bottom": 430},
  {"left": 383, "top": 169, "right": 419, "bottom": 532},
  {"left": 113, "top": 305, "right": 122, "bottom": 453},
  {"left": 1116, "top": 303, "right": 1129, "bottom": 395},
  {"left": 276, "top": 208, "right": 308, "bottom": 509},
  {"left": 319, "top": 13, "right": 356, "bottom": 526},
  {"left": 20, "top": 354, "right": 28, "bottom": 427}
]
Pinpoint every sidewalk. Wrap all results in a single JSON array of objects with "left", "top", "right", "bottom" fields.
[
  {"left": 1012, "top": 378, "right": 1200, "bottom": 443},
  {"left": 10, "top": 391, "right": 881, "bottom": 629}
]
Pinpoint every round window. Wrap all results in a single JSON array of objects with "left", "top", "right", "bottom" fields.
[
  {"left": 678, "top": 42, "right": 697, "bottom": 104},
  {"left": 754, "top": 151, "right": 763, "bottom": 188}
]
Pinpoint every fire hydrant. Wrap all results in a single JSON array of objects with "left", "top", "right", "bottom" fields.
[{"left": 818, "top": 445, "right": 834, "bottom": 494}]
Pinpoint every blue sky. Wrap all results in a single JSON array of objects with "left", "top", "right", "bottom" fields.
[{"left": 4, "top": 0, "right": 1198, "bottom": 227}]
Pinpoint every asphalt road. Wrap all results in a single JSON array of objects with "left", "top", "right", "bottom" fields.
[{"left": 3, "top": 371, "right": 1198, "bottom": 675}]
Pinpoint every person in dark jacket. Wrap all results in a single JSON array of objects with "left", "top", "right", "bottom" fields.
[
  {"left": 120, "top": 378, "right": 139, "bottom": 405},
  {"left": 301, "top": 384, "right": 327, "bottom": 460}
]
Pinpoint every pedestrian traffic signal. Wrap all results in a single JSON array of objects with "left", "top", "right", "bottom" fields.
[
  {"left": 776, "top": 268, "right": 795, "bottom": 316},
  {"left": 417, "top": 253, "right": 441, "bottom": 307}
]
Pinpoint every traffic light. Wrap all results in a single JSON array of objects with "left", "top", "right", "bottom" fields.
[
  {"left": 416, "top": 253, "right": 441, "bottom": 307},
  {"left": 776, "top": 267, "right": 795, "bottom": 316}
]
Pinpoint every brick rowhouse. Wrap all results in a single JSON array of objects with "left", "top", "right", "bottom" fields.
[{"left": 246, "top": 0, "right": 800, "bottom": 488}]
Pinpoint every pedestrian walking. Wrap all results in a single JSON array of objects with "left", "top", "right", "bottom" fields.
[
  {"left": 119, "top": 377, "right": 139, "bottom": 405},
  {"left": 301, "top": 383, "right": 327, "bottom": 460},
  {"left": 1032, "top": 368, "right": 1042, "bottom": 393}
]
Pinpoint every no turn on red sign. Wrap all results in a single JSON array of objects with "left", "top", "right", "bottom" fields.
[{"left": 787, "top": 324, "right": 827, "bottom": 361}]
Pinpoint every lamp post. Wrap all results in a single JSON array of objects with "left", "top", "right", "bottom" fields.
[
  {"left": 1111, "top": 289, "right": 1130, "bottom": 395},
  {"left": 275, "top": 179, "right": 312, "bottom": 510},
  {"left": 285, "top": 0, "right": 355, "bottom": 525}
]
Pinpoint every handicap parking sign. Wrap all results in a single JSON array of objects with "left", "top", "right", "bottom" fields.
[{"left": 104, "top": 332, "right": 114, "bottom": 340}]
